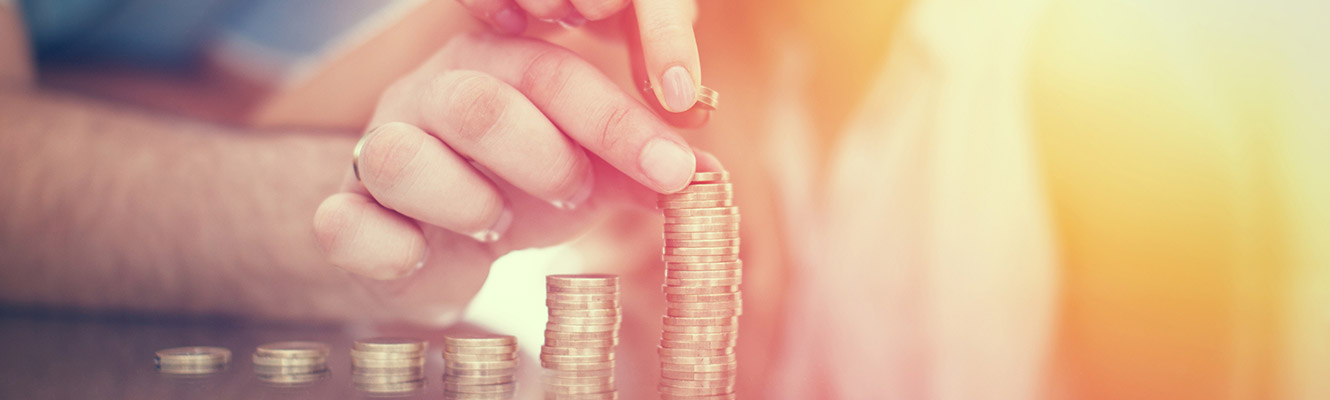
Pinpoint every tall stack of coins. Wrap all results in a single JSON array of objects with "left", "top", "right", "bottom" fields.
[
  {"left": 155, "top": 346, "right": 231, "bottom": 375},
  {"left": 351, "top": 337, "right": 428, "bottom": 393},
  {"left": 541, "top": 274, "right": 621, "bottom": 399},
  {"left": 252, "top": 341, "right": 330, "bottom": 385},
  {"left": 441, "top": 334, "right": 519, "bottom": 399},
  {"left": 657, "top": 171, "right": 741, "bottom": 399}
]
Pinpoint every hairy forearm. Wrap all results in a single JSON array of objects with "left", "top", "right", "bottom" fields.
[{"left": 0, "top": 87, "right": 375, "bottom": 320}]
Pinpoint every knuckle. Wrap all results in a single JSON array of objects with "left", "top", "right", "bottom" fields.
[
  {"left": 543, "top": 153, "right": 587, "bottom": 199},
  {"left": 363, "top": 124, "right": 425, "bottom": 199},
  {"left": 517, "top": 48, "right": 576, "bottom": 101},
  {"left": 436, "top": 71, "right": 509, "bottom": 144},
  {"left": 591, "top": 104, "right": 637, "bottom": 152}
]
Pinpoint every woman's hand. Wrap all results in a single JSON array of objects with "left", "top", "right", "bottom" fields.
[{"left": 311, "top": 33, "right": 698, "bottom": 323}]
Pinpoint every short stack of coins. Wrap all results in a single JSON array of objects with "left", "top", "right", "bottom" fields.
[
  {"left": 252, "top": 341, "right": 330, "bottom": 385},
  {"left": 657, "top": 171, "right": 741, "bottom": 399},
  {"left": 441, "top": 334, "right": 519, "bottom": 399},
  {"left": 351, "top": 337, "right": 428, "bottom": 394},
  {"left": 541, "top": 274, "right": 621, "bottom": 400},
  {"left": 154, "top": 346, "right": 231, "bottom": 375}
]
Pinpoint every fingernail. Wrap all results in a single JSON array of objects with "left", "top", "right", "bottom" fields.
[
  {"left": 493, "top": 7, "right": 527, "bottom": 35},
  {"left": 557, "top": 10, "right": 587, "bottom": 28},
  {"left": 639, "top": 138, "right": 695, "bottom": 192},
  {"left": 551, "top": 167, "right": 595, "bottom": 211},
  {"left": 661, "top": 66, "right": 696, "bottom": 113},
  {"left": 470, "top": 207, "right": 513, "bottom": 243}
]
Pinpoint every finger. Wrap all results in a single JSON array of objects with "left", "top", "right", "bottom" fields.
[
  {"left": 625, "top": 10, "right": 710, "bottom": 128},
  {"left": 388, "top": 70, "right": 596, "bottom": 211},
  {"left": 513, "top": 0, "right": 574, "bottom": 21},
  {"left": 458, "top": 0, "right": 528, "bottom": 34},
  {"left": 569, "top": 0, "right": 629, "bottom": 20},
  {"left": 313, "top": 192, "right": 428, "bottom": 280},
  {"left": 634, "top": 0, "right": 701, "bottom": 113},
  {"left": 442, "top": 34, "right": 697, "bottom": 193},
  {"left": 356, "top": 122, "right": 513, "bottom": 241}
]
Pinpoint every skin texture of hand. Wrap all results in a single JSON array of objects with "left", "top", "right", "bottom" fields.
[
  {"left": 456, "top": 0, "right": 704, "bottom": 114},
  {"left": 312, "top": 33, "right": 713, "bottom": 322}
]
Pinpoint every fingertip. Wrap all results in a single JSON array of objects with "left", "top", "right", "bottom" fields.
[
  {"left": 639, "top": 138, "right": 696, "bottom": 193},
  {"left": 313, "top": 193, "right": 428, "bottom": 281}
]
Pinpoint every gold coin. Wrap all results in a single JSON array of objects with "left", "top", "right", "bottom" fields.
[
  {"left": 443, "top": 381, "right": 517, "bottom": 393},
  {"left": 661, "top": 254, "right": 739, "bottom": 263},
  {"left": 665, "top": 261, "right": 744, "bottom": 271},
  {"left": 541, "top": 375, "right": 613, "bottom": 385},
  {"left": 443, "top": 334, "right": 517, "bottom": 348},
  {"left": 443, "top": 374, "right": 515, "bottom": 385},
  {"left": 665, "top": 269, "right": 742, "bottom": 279},
  {"left": 252, "top": 354, "right": 328, "bottom": 367},
  {"left": 546, "top": 292, "right": 620, "bottom": 303},
  {"left": 694, "top": 86, "right": 719, "bottom": 110},
  {"left": 355, "top": 379, "right": 425, "bottom": 393},
  {"left": 662, "top": 223, "right": 740, "bottom": 233},
  {"left": 658, "top": 383, "right": 733, "bottom": 396},
  {"left": 662, "top": 215, "right": 740, "bottom": 225},
  {"left": 659, "top": 339, "right": 738, "bottom": 350},
  {"left": 657, "top": 346, "right": 734, "bottom": 357},
  {"left": 544, "top": 391, "right": 619, "bottom": 400},
  {"left": 662, "top": 206, "right": 739, "bottom": 217},
  {"left": 663, "top": 238, "right": 740, "bottom": 248},
  {"left": 661, "top": 285, "right": 740, "bottom": 295},
  {"left": 349, "top": 349, "right": 426, "bottom": 360},
  {"left": 543, "top": 337, "right": 619, "bottom": 347},
  {"left": 657, "top": 199, "right": 734, "bottom": 209},
  {"left": 155, "top": 346, "right": 231, "bottom": 366},
  {"left": 255, "top": 341, "right": 329, "bottom": 359},
  {"left": 547, "top": 315, "right": 622, "bottom": 325},
  {"left": 546, "top": 300, "right": 620, "bottom": 309},
  {"left": 353, "top": 372, "right": 427, "bottom": 385},
  {"left": 690, "top": 171, "right": 728, "bottom": 183},
  {"left": 443, "top": 352, "right": 518, "bottom": 362},
  {"left": 544, "top": 330, "right": 617, "bottom": 340},
  {"left": 540, "top": 360, "right": 614, "bottom": 371},
  {"left": 660, "top": 369, "right": 736, "bottom": 380},
  {"left": 546, "top": 274, "right": 619, "bottom": 287},
  {"left": 665, "top": 292, "right": 741, "bottom": 302},
  {"left": 660, "top": 361, "right": 737, "bottom": 372},
  {"left": 661, "top": 323, "right": 738, "bottom": 334},
  {"left": 660, "top": 331, "right": 739, "bottom": 342},
  {"left": 659, "top": 376, "right": 737, "bottom": 389},
  {"left": 546, "top": 285, "right": 619, "bottom": 294},
  {"left": 352, "top": 366, "right": 425, "bottom": 376},
  {"left": 540, "top": 346, "right": 614, "bottom": 356},
  {"left": 253, "top": 364, "right": 327, "bottom": 374},
  {"left": 354, "top": 337, "right": 427, "bottom": 353},
  {"left": 659, "top": 191, "right": 732, "bottom": 202},
  {"left": 351, "top": 357, "right": 425, "bottom": 368},
  {"left": 670, "top": 183, "right": 732, "bottom": 194},
  {"left": 660, "top": 393, "right": 735, "bottom": 400},
  {"left": 663, "top": 247, "right": 741, "bottom": 257},
  {"left": 157, "top": 364, "right": 228, "bottom": 375},
  {"left": 543, "top": 382, "right": 616, "bottom": 394},
  {"left": 441, "top": 344, "right": 519, "bottom": 355},
  {"left": 444, "top": 390, "right": 515, "bottom": 400},
  {"left": 664, "top": 277, "right": 742, "bottom": 287},
  {"left": 539, "top": 353, "right": 615, "bottom": 363},
  {"left": 658, "top": 353, "right": 737, "bottom": 365},
  {"left": 548, "top": 308, "right": 621, "bottom": 318},
  {"left": 663, "top": 316, "right": 739, "bottom": 326},
  {"left": 545, "top": 323, "right": 620, "bottom": 333},
  {"left": 665, "top": 308, "right": 741, "bottom": 318},
  {"left": 543, "top": 367, "right": 615, "bottom": 378},
  {"left": 446, "top": 359, "right": 519, "bottom": 370},
  {"left": 444, "top": 367, "right": 518, "bottom": 377},
  {"left": 257, "top": 370, "right": 330, "bottom": 385},
  {"left": 666, "top": 299, "right": 742, "bottom": 309},
  {"left": 662, "top": 231, "right": 740, "bottom": 240}
]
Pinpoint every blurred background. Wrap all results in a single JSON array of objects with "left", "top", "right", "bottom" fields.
[{"left": 1, "top": 0, "right": 1328, "bottom": 399}]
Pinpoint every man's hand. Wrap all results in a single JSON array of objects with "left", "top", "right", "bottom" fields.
[
  {"left": 456, "top": 0, "right": 704, "bottom": 113},
  {"left": 312, "top": 33, "right": 698, "bottom": 322}
]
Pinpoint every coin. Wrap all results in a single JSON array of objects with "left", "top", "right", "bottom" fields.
[
  {"left": 658, "top": 383, "right": 734, "bottom": 396},
  {"left": 661, "top": 254, "right": 739, "bottom": 263},
  {"left": 349, "top": 349, "right": 425, "bottom": 360},
  {"left": 443, "top": 381, "right": 517, "bottom": 393},
  {"left": 252, "top": 353, "right": 327, "bottom": 366},
  {"left": 664, "top": 247, "right": 741, "bottom": 257},
  {"left": 545, "top": 300, "right": 620, "bottom": 309},
  {"left": 662, "top": 206, "right": 739, "bottom": 217},
  {"left": 355, "top": 380, "right": 425, "bottom": 393},
  {"left": 658, "top": 346, "right": 734, "bottom": 356},
  {"left": 545, "top": 323, "right": 620, "bottom": 333},
  {"left": 659, "top": 376, "right": 736, "bottom": 388},
  {"left": 544, "top": 330, "right": 617, "bottom": 340},
  {"left": 663, "top": 238, "right": 740, "bottom": 248},
  {"left": 547, "top": 274, "right": 618, "bottom": 287},
  {"left": 661, "top": 285, "right": 740, "bottom": 295},
  {"left": 547, "top": 315, "right": 622, "bottom": 325},
  {"left": 547, "top": 308, "right": 620, "bottom": 317},
  {"left": 353, "top": 366, "right": 425, "bottom": 376},
  {"left": 666, "top": 308, "right": 741, "bottom": 318},
  {"left": 546, "top": 292, "right": 620, "bottom": 302},
  {"left": 664, "top": 316, "right": 739, "bottom": 326},
  {"left": 444, "top": 367, "right": 518, "bottom": 377},
  {"left": 540, "top": 346, "right": 613, "bottom": 356},
  {"left": 442, "top": 352, "right": 517, "bottom": 362},
  {"left": 662, "top": 215, "right": 741, "bottom": 225},
  {"left": 545, "top": 392, "right": 618, "bottom": 400},
  {"left": 539, "top": 353, "right": 615, "bottom": 363},
  {"left": 155, "top": 346, "right": 231, "bottom": 366},
  {"left": 664, "top": 261, "right": 744, "bottom": 271},
  {"left": 255, "top": 341, "right": 329, "bottom": 359},
  {"left": 543, "top": 337, "right": 619, "bottom": 347},
  {"left": 659, "top": 192, "right": 733, "bottom": 203},
  {"left": 446, "top": 359, "right": 519, "bottom": 370},
  {"left": 444, "top": 334, "right": 517, "bottom": 348},
  {"left": 540, "top": 360, "right": 614, "bottom": 371},
  {"left": 660, "top": 369, "right": 736, "bottom": 380},
  {"left": 543, "top": 367, "right": 614, "bottom": 378},
  {"left": 544, "top": 382, "right": 615, "bottom": 394},
  {"left": 352, "top": 357, "right": 425, "bottom": 368},
  {"left": 689, "top": 171, "right": 729, "bottom": 183},
  {"left": 671, "top": 183, "right": 733, "bottom": 193},
  {"left": 660, "top": 331, "right": 740, "bottom": 341},
  {"left": 659, "top": 339, "right": 738, "bottom": 350},
  {"left": 546, "top": 285, "right": 619, "bottom": 294},
  {"left": 441, "top": 344, "right": 518, "bottom": 355},
  {"left": 442, "top": 374, "right": 514, "bottom": 385},
  {"left": 665, "top": 269, "right": 743, "bottom": 280},
  {"left": 662, "top": 223, "right": 740, "bottom": 233},
  {"left": 663, "top": 232, "right": 741, "bottom": 242},
  {"left": 541, "top": 375, "right": 614, "bottom": 385},
  {"left": 658, "top": 199, "right": 734, "bottom": 209},
  {"left": 354, "top": 337, "right": 427, "bottom": 353},
  {"left": 664, "top": 277, "right": 742, "bottom": 287},
  {"left": 665, "top": 292, "right": 741, "bottom": 302},
  {"left": 661, "top": 324, "right": 738, "bottom": 333},
  {"left": 353, "top": 372, "right": 426, "bottom": 384}
]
